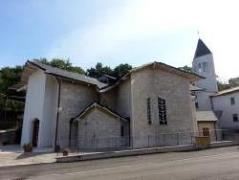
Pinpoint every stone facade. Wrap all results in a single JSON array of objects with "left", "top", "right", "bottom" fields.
[
  {"left": 57, "top": 81, "right": 98, "bottom": 148},
  {"left": 116, "top": 79, "right": 131, "bottom": 118},
  {"left": 21, "top": 61, "right": 199, "bottom": 150},
  {"left": 77, "top": 107, "right": 129, "bottom": 150},
  {"left": 130, "top": 67, "right": 196, "bottom": 148}
]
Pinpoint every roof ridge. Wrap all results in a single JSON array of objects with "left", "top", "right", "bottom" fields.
[
  {"left": 100, "top": 61, "right": 204, "bottom": 93},
  {"left": 31, "top": 60, "right": 97, "bottom": 80},
  {"left": 72, "top": 102, "right": 128, "bottom": 122},
  {"left": 27, "top": 60, "right": 107, "bottom": 88}
]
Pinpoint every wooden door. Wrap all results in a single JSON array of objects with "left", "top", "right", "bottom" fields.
[{"left": 32, "top": 119, "right": 39, "bottom": 147}]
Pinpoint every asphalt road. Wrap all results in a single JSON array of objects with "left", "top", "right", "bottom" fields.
[{"left": 1, "top": 146, "right": 239, "bottom": 180}]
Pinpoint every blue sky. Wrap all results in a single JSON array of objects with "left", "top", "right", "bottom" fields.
[{"left": 1, "top": 0, "right": 239, "bottom": 81}]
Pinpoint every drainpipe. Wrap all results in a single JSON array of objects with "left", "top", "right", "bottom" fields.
[{"left": 54, "top": 77, "right": 62, "bottom": 152}]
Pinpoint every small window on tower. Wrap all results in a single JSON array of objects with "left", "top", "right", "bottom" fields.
[
  {"left": 231, "top": 97, "right": 235, "bottom": 105},
  {"left": 198, "top": 63, "right": 202, "bottom": 73},
  {"left": 202, "top": 62, "right": 207, "bottom": 72}
]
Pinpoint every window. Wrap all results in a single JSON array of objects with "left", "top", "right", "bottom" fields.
[
  {"left": 147, "top": 98, "right": 152, "bottom": 124},
  {"left": 202, "top": 128, "right": 210, "bottom": 136},
  {"left": 233, "top": 114, "right": 238, "bottom": 122},
  {"left": 120, "top": 125, "right": 124, "bottom": 136},
  {"left": 202, "top": 62, "right": 207, "bottom": 72},
  {"left": 230, "top": 97, "right": 235, "bottom": 105},
  {"left": 198, "top": 63, "right": 202, "bottom": 73},
  {"left": 158, "top": 97, "right": 167, "bottom": 125}
]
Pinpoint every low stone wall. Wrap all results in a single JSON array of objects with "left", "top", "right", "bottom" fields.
[
  {"left": 56, "top": 144, "right": 195, "bottom": 163},
  {"left": 56, "top": 141, "right": 236, "bottom": 163}
]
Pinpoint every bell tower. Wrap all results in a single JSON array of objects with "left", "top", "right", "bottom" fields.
[{"left": 192, "top": 39, "right": 218, "bottom": 110}]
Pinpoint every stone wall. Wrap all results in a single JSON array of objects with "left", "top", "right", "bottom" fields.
[
  {"left": 116, "top": 79, "right": 131, "bottom": 119},
  {"left": 100, "top": 89, "right": 117, "bottom": 111},
  {"left": 57, "top": 81, "right": 98, "bottom": 148},
  {"left": 77, "top": 108, "right": 129, "bottom": 150},
  {"left": 130, "top": 67, "right": 196, "bottom": 148}
]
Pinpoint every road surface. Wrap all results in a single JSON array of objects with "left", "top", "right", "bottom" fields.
[{"left": 1, "top": 146, "right": 239, "bottom": 180}]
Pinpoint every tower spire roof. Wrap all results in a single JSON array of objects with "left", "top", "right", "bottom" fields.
[{"left": 194, "top": 39, "right": 211, "bottom": 59}]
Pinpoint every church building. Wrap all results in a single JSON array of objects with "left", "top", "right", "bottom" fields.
[{"left": 20, "top": 60, "right": 201, "bottom": 150}]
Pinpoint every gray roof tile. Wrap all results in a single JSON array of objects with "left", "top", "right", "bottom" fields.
[{"left": 28, "top": 61, "right": 107, "bottom": 89}]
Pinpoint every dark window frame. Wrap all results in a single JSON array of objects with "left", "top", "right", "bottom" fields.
[
  {"left": 233, "top": 114, "right": 238, "bottom": 122},
  {"left": 230, "top": 97, "right": 235, "bottom": 105},
  {"left": 120, "top": 125, "right": 124, "bottom": 136},
  {"left": 147, "top": 97, "right": 152, "bottom": 125},
  {"left": 158, "top": 97, "right": 167, "bottom": 125},
  {"left": 202, "top": 127, "right": 210, "bottom": 136}
]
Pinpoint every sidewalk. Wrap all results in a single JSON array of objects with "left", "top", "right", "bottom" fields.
[
  {"left": 0, "top": 145, "right": 57, "bottom": 167},
  {"left": 0, "top": 141, "right": 235, "bottom": 167}
]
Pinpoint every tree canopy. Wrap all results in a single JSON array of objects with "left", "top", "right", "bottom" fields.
[
  {"left": 0, "top": 66, "right": 23, "bottom": 94},
  {"left": 86, "top": 62, "right": 132, "bottom": 78},
  {"left": 218, "top": 77, "right": 239, "bottom": 91},
  {"left": 178, "top": 65, "right": 193, "bottom": 73},
  {"left": 38, "top": 58, "right": 85, "bottom": 74}
]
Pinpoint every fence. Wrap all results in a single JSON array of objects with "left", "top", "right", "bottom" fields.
[{"left": 67, "top": 129, "right": 239, "bottom": 152}]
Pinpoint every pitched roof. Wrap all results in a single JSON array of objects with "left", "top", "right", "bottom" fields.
[
  {"left": 73, "top": 102, "right": 129, "bottom": 122},
  {"left": 196, "top": 111, "right": 217, "bottom": 122},
  {"left": 194, "top": 39, "right": 212, "bottom": 59},
  {"left": 24, "top": 61, "right": 107, "bottom": 89},
  {"left": 100, "top": 61, "right": 203, "bottom": 93},
  {"left": 211, "top": 86, "right": 239, "bottom": 97}
]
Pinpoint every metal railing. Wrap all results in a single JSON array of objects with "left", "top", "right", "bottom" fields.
[{"left": 65, "top": 129, "right": 239, "bottom": 152}]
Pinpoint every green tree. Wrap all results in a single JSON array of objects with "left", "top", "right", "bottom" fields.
[
  {"left": 86, "top": 62, "right": 132, "bottom": 78},
  {"left": 0, "top": 66, "right": 23, "bottom": 94},
  {"left": 228, "top": 77, "right": 239, "bottom": 87},
  {"left": 217, "top": 81, "right": 231, "bottom": 91},
  {"left": 113, "top": 64, "right": 132, "bottom": 78},
  {"left": 0, "top": 66, "right": 24, "bottom": 113},
  {"left": 178, "top": 65, "right": 193, "bottom": 73},
  {"left": 86, "top": 63, "right": 113, "bottom": 78},
  {"left": 38, "top": 58, "right": 85, "bottom": 74}
]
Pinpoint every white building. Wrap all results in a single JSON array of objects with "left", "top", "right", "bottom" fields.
[
  {"left": 192, "top": 39, "right": 218, "bottom": 111},
  {"left": 211, "top": 87, "right": 239, "bottom": 130},
  {"left": 192, "top": 39, "right": 219, "bottom": 136},
  {"left": 192, "top": 39, "right": 239, "bottom": 132}
]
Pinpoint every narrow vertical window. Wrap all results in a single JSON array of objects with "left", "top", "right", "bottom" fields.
[
  {"left": 233, "top": 114, "right": 238, "bottom": 122},
  {"left": 120, "top": 125, "right": 124, "bottom": 136},
  {"left": 147, "top": 98, "right": 152, "bottom": 124},
  {"left": 230, "top": 97, "right": 235, "bottom": 105},
  {"left": 202, "top": 62, "right": 207, "bottom": 72},
  {"left": 198, "top": 63, "right": 202, "bottom": 73},
  {"left": 158, "top": 97, "right": 167, "bottom": 125}
]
